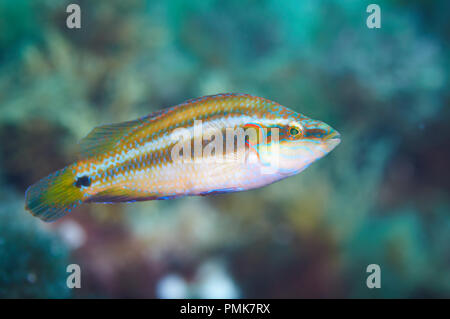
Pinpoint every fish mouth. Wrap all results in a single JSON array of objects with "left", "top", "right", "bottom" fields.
[
  {"left": 324, "top": 131, "right": 341, "bottom": 149},
  {"left": 326, "top": 130, "right": 341, "bottom": 141}
]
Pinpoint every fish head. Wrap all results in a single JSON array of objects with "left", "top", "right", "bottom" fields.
[{"left": 258, "top": 108, "right": 341, "bottom": 175}]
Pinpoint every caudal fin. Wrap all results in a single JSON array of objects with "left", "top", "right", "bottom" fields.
[{"left": 25, "top": 167, "right": 84, "bottom": 222}]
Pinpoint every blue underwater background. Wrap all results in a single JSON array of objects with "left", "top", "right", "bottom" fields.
[{"left": 0, "top": 0, "right": 449, "bottom": 298}]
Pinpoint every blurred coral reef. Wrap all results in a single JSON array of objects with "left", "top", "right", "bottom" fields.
[{"left": 0, "top": 0, "right": 449, "bottom": 298}]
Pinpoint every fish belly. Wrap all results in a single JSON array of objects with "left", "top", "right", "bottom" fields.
[{"left": 106, "top": 159, "right": 281, "bottom": 200}]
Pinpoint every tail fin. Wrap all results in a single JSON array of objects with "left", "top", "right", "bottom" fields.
[{"left": 25, "top": 167, "right": 84, "bottom": 222}]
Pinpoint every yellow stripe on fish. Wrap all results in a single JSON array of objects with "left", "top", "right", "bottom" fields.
[{"left": 25, "top": 93, "right": 341, "bottom": 222}]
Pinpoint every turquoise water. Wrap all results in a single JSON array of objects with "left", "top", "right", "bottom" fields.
[{"left": 0, "top": 0, "right": 449, "bottom": 298}]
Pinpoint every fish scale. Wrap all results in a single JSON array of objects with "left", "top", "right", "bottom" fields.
[{"left": 77, "top": 95, "right": 276, "bottom": 194}]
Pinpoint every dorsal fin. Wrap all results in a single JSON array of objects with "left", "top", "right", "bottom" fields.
[{"left": 78, "top": 109, "right": 170, "bottom": 159}]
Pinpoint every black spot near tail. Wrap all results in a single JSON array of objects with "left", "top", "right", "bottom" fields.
[{"left": 75, "top": 176, "right": 91, "bottom": 188}]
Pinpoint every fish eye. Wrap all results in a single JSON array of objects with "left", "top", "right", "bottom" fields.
[
  {"left": 289, "top": 127, "right": 300, "bottom": 136},
  {"left": 75, "top": 176, "right": 91, "bottom": 188}
]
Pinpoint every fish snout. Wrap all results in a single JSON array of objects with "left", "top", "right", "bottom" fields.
[
  {"left": 323, "top": 128, "right": 341, "bottom": 150},
  {"left": 326, "top": 130, "right": 341, "bottom": 141}
]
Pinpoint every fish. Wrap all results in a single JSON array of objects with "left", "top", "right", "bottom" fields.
[{"left": 25, "top": 93, "right": 341, "bottom": 222}]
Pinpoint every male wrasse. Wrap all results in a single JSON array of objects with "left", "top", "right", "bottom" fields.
[{"left": 25, "top": 93, "right": 341, "bottom": 222}]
